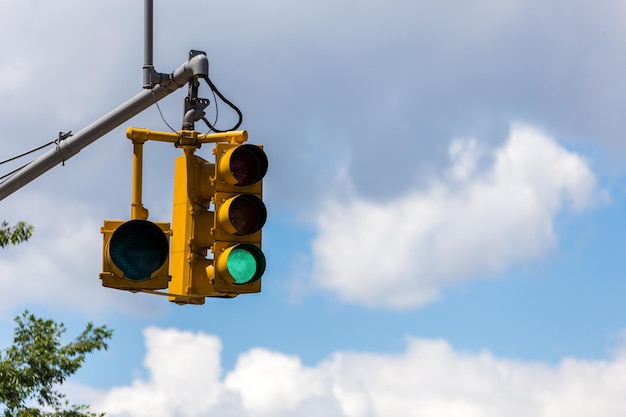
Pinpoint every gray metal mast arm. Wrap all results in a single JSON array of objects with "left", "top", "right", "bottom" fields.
[{"left": 0, "top": 51, "right": 209, "bottom": 202}]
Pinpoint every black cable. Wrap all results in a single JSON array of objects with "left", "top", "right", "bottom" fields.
[
  {"left": 0, "top": 141, "right": 55, "bottom": 166},
  {"left": 150, "top": 87, "right": 181, "bottom": 135},
  {"left": 202, "top": 76, "right": 243, "bottom": 132},
  {"left": 0, "top": 161, "right": 32, "bottom": 184},
  {"left": 147, "top": 73, "right": 242, "bottom": 134},
  {"left": 0, "top": 132, "right": 71, "bottom": 184},
  {"left": 209, "top": 86, "right": 218, "bottom": 129}
]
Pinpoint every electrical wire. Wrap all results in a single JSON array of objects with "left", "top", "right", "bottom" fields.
[
  {"left": 0, "top": 161, "right": 32, "bottom": 184},
  {"left": 202, "top": 76, "right": 243, "bottom": 133},
  {"left": 150, "top": 87, "right": 181, "bottom": 135},
  {"left": 207, "top": 85, "right": 219, "bottom": 130},
  {"left": 147, "top": 69, "right": 243, "bottom": 134},
  {"left": 0, "top": 141, "right": 55, "bottom": 166},
  {"left": 0, "top": 133, "right": 70, "bottom": 184}
]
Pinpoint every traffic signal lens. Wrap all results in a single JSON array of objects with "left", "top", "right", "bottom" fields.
[
  {"left": 221, "top": 244, "right": 266, "bottom": 284},
  {"left": 221, "top": 145, "right": 268, "bottom": 186},
  {"left": 108, "top": 220, "right": 168, "bottom": 281},
  {"left": 219, "top": 194, "right": 267, "bottom": 236},
  {"left": 227, "top": 248, "right": 257, "bottom": 283}
]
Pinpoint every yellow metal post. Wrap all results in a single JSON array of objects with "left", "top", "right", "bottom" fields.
[{"left": 131, "top": 139, "right": 149, "bottom": 220}]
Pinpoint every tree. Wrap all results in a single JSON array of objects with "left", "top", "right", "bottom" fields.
[
  {"left": 0, "top": 222, "right": 34, "bottom": 248},
  {"left": 0, "top": 311, "right": 113, "bottom": 417}
]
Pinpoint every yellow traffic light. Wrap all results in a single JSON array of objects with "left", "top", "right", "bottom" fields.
[
  {"left": 102, "top": 126, "right": 267, "bottom": 303},
  {"left": 210, "top": 142, "right": 268, "bottom": 294},
  {"left": 167, "top": 140, "right": 268, "bottom": 304},
  {"left": 100, "top": 219, "right": 170, "bottom": 291}
]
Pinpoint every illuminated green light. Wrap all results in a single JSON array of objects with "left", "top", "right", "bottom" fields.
[{"left": 225, "top": 245, "right": 265, "bottom": 284}]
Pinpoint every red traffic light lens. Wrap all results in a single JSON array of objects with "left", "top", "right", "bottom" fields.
[
  {"left": 217, "top": 194, "right": 267, "bottom": 236},
  {"left": 220, "top": 145, "right": 268, "bottom": 186}
]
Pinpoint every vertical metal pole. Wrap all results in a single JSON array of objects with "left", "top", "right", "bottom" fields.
[{"left": 143, "top": 0, "right": 154, "bottom": 88}]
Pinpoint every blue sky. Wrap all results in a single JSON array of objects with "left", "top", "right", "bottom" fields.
[{"left": 2, "top": 0, "right": 626, "bottom": 415}]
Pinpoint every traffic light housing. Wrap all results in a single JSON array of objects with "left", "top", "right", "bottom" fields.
[
  {"left": 100, "top": 219, "right": 171, "bottom": 291},
  {"left": 167, "top": 141, "right": 268, "bottom": 305},
  {"left": 168, "top": 151, "right": 221, "bottom": 305},
  {"left": 211, "top": 143, "right": 267, "bottom": 293}
]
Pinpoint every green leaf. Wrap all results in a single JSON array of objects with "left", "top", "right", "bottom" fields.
[
  {"left": 0, "top": 311, "right": 112, "bottom": 417},
  {"left": 0, "top": 221, "right": 34, "bottom": 248}
]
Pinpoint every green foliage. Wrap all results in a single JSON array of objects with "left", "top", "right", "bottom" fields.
[
  {"left": 0, "top": 222, "right": 34, "bottom": 248},
  {"left": 0, "top": 311, "right": 113, "bottom": 417}
]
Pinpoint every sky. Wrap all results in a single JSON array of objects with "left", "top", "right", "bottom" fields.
[{"left": 1, "top": 0, "right": 626, "bottom": 415}]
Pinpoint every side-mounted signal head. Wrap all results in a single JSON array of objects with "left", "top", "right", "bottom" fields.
[
  {"left": 106, "top": 220, "right": 169, "bottom": 281},
  {"left": 101, "top": 219, "right": 170, "bottom": 292}
]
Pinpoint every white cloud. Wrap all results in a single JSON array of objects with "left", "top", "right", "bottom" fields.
[
  {"left": 88, "top": 327, "right": 626, "bottom": 417},
  {"left": 224, "top": 349, "right": 326, "bottom": 416},
  {"left": 97, "top": 327, "right": 227, "bottom": 417},
  {"left": 309, "top": 124, "right": 601, "bottom": 309}
]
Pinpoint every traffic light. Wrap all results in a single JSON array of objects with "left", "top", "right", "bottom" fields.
[
  {"left": 210, "top": 142, "right": 268, "bottom": 294},
  {"left": 100, "top": 219, "right": 171, "bottom": 291},
  {"left": 167, "top": 140, "right": 268, "bottom": 305}
]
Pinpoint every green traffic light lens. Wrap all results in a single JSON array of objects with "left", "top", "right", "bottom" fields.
[
  {"left": 109, "top": 220, "right": 168, "bottom": 281},
  {"left": 225, "top": 244, "right": 266, "bottom": 284},
  {"left": 227, "top": 248, "right": 256, "bottom": 283}
]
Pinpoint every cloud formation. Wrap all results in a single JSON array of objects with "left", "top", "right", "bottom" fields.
[
  {"left": 99, "top": 327, "right": 225, "bottom": 417},
  {"left": 309, "top": 124, "right": 600, "bottom": 309},
  {"left": 91, "top": 326, "right": 626, "bottom": 417}
]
